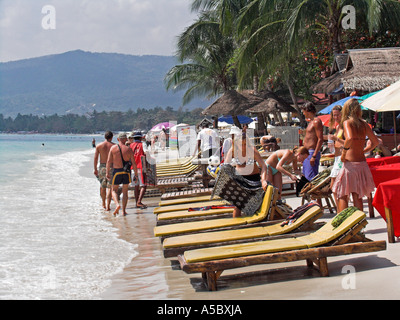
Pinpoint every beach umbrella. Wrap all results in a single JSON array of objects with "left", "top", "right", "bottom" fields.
[
  {"left": 318, "top": 96, "right": 360, "bottom": 114},
  {"left": 361, "top": 80, "right": 400, "bottom": 112},
  {"left": 357, "top": 91, "right": 380, "bottom": 103},
  {"left": 362, "top": 80, "right": 400, "bottom": 148},
  {"left": 218, "top": 115, "right": 253, "bottom": 125},
  {"left": 317, "top": 114, "right": 332, "bottom": 127},
  {"left": 150, "top": 122, "right": 175, "bottom": 132}
]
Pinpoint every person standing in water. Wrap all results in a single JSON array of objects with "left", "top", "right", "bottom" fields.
[
  {"left": 106, "top": 132, "right": 138, "bottom": 216},
  {"left": 94, "top": 131, "right": 114, "bottom": 211}
]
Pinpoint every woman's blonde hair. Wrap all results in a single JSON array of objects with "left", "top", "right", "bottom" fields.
[
  {"left": 293, "top": 146, "right": 309, "bottom": 156},
  {"left": 341, "top": 98, "right": 363, "bottom": 129}
]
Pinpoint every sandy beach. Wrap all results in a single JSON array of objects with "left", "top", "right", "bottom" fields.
[{"left": 82, "top": 158, "right": 400, "bottom": 300}]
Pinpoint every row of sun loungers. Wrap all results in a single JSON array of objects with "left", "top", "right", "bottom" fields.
[{"left": 152, "top": 185, "right": 387, "bottom": 291}]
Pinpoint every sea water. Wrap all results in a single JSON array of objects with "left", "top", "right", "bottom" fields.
[{"left": 0, "top": 134, "right": 138, "bottom": 300}]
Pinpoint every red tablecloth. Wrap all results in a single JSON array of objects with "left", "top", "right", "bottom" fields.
[
  {"left": 367, "top": 156, "right": 400, "bottom": 167},
  {"left": 369, "top": 162, "right": 400, "bottom": 187},
  {"left": 373, "top": 177, "right": 400, "bottom": 237}
]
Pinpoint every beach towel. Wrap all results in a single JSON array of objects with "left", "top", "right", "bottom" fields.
[{"left": 211, "top": 164, "right": 265, "bottom": 216}]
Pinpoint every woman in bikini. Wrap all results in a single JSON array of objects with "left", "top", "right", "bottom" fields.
[
  {"left": 332, "top": 99, "right": 379, "bottom": 213},
  {"left": 224, "top": 132, "right": 268, "bottom": 217},
  {"left": 265, "top": 146, "right": 309, "bottom": 199},
  {"left": 327, "top": 105, "right": 345, "bottom": 206}
]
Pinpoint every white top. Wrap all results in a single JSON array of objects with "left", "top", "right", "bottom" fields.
[{"left": 196, "top": 128, "right": 219, "bottom": 152}]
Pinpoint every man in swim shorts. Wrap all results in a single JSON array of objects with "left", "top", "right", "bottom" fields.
[
  {"left": 94, "top": 131, "right": 114, "bottom": 210},
  {"left": 301, "top": 102, "right": 323, "bottom": 181},
  {"left": 106, "top": 132, "right": 138, "bottom": 216}
]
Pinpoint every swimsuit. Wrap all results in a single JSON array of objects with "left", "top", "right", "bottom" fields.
[
  {"left": 111, "top": 168, "right": 131, "bottom": 186},
  {"left": 302, "top": 150, "right": 321, "bottom": 181},
  {"left": 266, "top": 156, "right": 287, "bottom": 176},
  {"left": 98, "top": 163, "right": 112, "bottom": 188}
]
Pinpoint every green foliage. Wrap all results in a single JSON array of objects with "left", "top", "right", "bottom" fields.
[{"left": 0, "top": 108, "right": 205, "bottom": 134}]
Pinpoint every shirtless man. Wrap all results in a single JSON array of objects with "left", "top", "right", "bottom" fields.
[
  {"left": 301, "top": 102, "right": 324, "bottom": 181},
  {"left": 106, "top": 132, "right": 138, "bottom": 216},
  {"left": 93, "top": 131, "right": 114, "bottom": 210}
]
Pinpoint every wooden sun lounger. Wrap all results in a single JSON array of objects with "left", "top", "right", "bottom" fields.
[
  {"left": 157, "top": 164, "right": 198, "bottom": 175},
  {"left": 162, "top": 204, "right": 322, "bottom": 257},
  {"left": 154, "top": 199, "right": 230, "bottom": 214},
  {"left": 156, "top": 207, "right": 235, "bottom": 226},
  {"left": 156, "top": 177, "right": 196, "bottom": 194},
  {"left": 160, "top": 188, "right": 214, "bottom": 201},
  {"left": 159, "top": 195, "right": 221, "bottom": 207},
  {"left": 178, "top": 210, "right": 386, "bottom": 291},
  {"left": 153, "top": 186, "right": 277, "bottom": 238}
]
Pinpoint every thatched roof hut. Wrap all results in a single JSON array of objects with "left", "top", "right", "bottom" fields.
[
  {"left": 342, "top": 47, "right": 400, "bottom": 93},
  {"left": 312, "top": 47, "right": 400, "bottom": 94},
  {"left": 243, "top": 90, "right": 296, "bottom": 113},
  {"left": 202, "top": 90, "right": 263, "bottom": 116}
]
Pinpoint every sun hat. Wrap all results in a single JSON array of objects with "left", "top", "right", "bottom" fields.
[
  {"left": 133, "top": 131, "right": 142, "bottom": 138},
  {"left": 118, "top": 132, "right": 127, "bottom": 139}
]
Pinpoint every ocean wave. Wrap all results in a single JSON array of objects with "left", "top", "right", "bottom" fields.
[{"left": 0, "top": 148, "right": 138, "bottom": 300}]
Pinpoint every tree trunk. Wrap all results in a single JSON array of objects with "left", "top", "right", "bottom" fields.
[
  {"left": 286, "top": 76, "right": 306, "bottom": 127},
  {"left": 329, "top": 5, "right": 342, "bottom": 54}
]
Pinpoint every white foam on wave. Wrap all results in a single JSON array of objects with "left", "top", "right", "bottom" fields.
[{"left": 0, "top": 149, "right": 138, "bottom": 300}]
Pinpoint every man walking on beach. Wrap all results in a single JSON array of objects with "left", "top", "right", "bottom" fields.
[
  {"left": 94, "top": 131, "right": 114, "bottom": 211},
  {"left": 301, "top": 101, "right": 324, "bottom": 182},
  {"left": 106, "top": 132, "right": 138, "bottom": 216}
]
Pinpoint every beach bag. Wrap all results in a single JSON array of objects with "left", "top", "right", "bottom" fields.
[
  {"left": 211, "top": 164, "right": 264, "bottom": 216},
  {"left": 118, "top": 145, "right": 132, "bottom": 173}
]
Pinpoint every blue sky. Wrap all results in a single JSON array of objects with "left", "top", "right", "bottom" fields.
[{"left": 0, "top": 0, "right": 197, "bottom": 62}]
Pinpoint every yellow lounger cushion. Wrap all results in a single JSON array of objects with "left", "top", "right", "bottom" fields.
[
  {"left": 159, "top": 195, "right": 221, "bottom": 207},
  {"left": 184, "top": 210, "right": 366, "bottom": 263},
  {"left": 154, "top": 200, "right": 229, "bottom": 214},
  {"left": 163, "top": 205, "right": 321, "bottom": 248},
  {"left": 154, "top": 185, "right": 274, "bottom": 237},
  {"left": 157, "top": 208, "right": 234, "bottom": 220}
]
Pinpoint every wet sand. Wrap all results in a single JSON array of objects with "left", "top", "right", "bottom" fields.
[
  {"left": 84, "top": 156, "right": 400, "bottom": 300},
  {"left": 99, "top": 196, "right": 400, "bottom": 300}
]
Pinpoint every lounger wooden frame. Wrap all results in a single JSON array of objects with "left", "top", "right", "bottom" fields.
[
  {"left": 162, "top": 205, "right": 323, "bottom": 257},
  {"left": 178, "top": 214, "right": 386, "bottom": 291},
  {"left": 153, "top": 186, "right": 278, "bottom": 239}
]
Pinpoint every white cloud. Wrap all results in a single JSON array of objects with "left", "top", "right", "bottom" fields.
[{"left": 0, "top": 0, "right": 197, "bottom": 62}]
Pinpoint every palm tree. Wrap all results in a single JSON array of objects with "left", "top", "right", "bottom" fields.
[
  {"left": 284, "top": 0, "right": 400, "bottom": 54},
  {"left": 164, "top": 10, "right": 237, "bottom": 105}
]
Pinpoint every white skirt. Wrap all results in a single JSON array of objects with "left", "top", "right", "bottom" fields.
[{"left": 330, "top": 156, "right": 343, "bottom": 178}]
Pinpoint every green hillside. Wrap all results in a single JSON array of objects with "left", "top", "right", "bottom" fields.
[{"left": 0, "top": 50, "right": 208, "bottom": 117}]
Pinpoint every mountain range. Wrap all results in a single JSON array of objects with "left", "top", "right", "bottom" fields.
[{"left": 0, "top": 50, "right": 208, "bottom": 118}]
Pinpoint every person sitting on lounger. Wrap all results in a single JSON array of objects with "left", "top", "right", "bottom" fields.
[{"left": 224, "top": 131, "right": 268, "bottom": 217}]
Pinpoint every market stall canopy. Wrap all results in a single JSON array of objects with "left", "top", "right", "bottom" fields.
[
  {"left": 361, "top": 80, "right": 400, "bottom": 112},
  {"left": 202, "top": 90, "right": 263, "bottom": 116}
]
